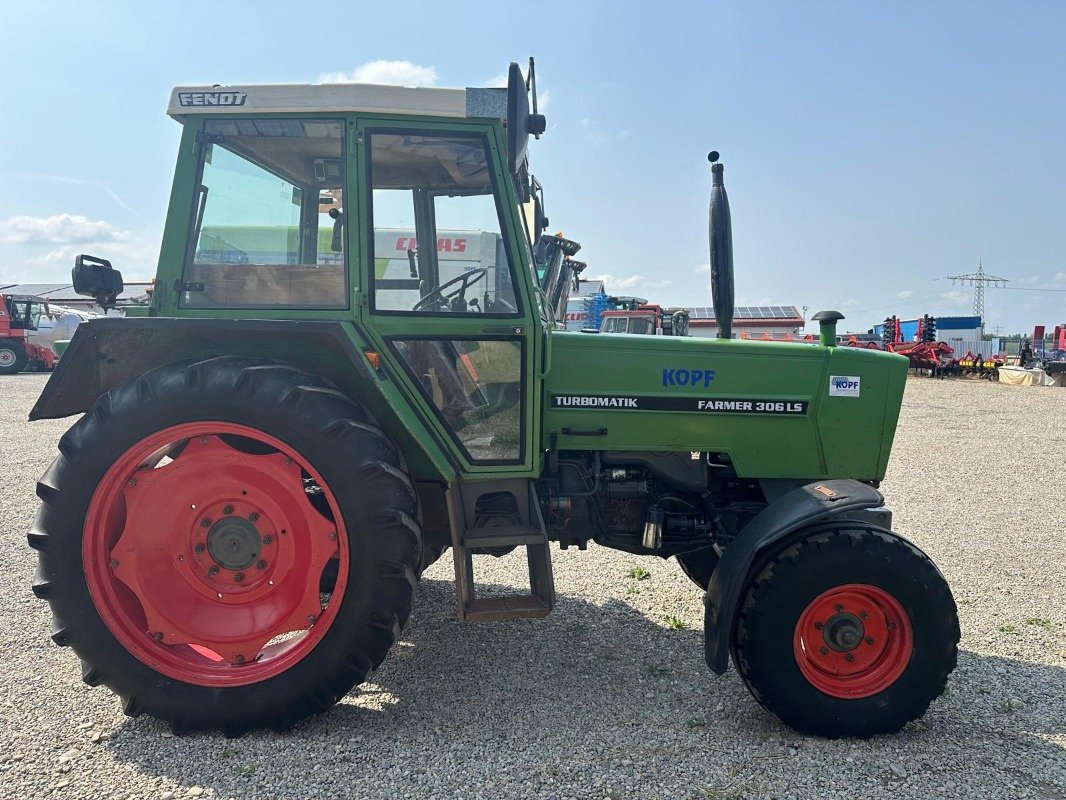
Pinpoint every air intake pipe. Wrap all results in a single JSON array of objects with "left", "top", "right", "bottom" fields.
[{"left": 708, "top": 152, "right": 734, "bottom": 340}]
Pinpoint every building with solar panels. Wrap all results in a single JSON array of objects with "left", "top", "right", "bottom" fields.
[{"left": 687, "top": 305, "right": 805, "bottom": 339}]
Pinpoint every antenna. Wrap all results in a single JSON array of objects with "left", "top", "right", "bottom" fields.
[{"left": 943, "top": 260, "right": 1009, "bottom": 319}]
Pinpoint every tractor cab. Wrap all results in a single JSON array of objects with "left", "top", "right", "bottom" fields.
[{"left": 2, "top": 294, "right": 48, "bottom": 333}]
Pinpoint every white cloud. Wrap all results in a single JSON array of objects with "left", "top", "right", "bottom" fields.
[
  {"left": 1055, "top": 270, "right": 1065, "bottom": 282},
  {"left": 897, "top": 290, "right": 914, "bottom": 298},
  {"left": 485, "top": 72, "right": 508, "bottom": 88},
  {"left": 587, "top": 273, "right": 672, "bottom": 293},
  {"left": 0, "top": 213, "right": 132, "bottom": 245},
  {"left": 694, "top": 263, "right": 710, "bottom": 274},
  {"left": 20, "top": 236, "right": 159, "bottom": 282},
  {"left": 317, "top": 60, "right": 438, "bottom": 87}
]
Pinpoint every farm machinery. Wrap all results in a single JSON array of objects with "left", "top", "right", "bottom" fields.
[
  {"left": 27, "top": 61, "right": 958, "bottom": 739},
  {"left": 0, "top": 293, "right": 58, "bottom": 375}
]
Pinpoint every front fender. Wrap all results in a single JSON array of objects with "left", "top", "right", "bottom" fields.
[{"left": 703, "top": 479, "right": 888, "bottom": 674}]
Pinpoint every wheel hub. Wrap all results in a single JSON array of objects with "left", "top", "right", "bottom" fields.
[
  {"left": 822, "top": 611, "right": 865, "bottom": 652},
  {"left": 83, "top": 424, "right": 347, "bottom": 687},
  {"left": 793, "top": 583, "right": 914, "bottom": 699},
  {"left": 207, "top": 516, "right": 261, "bottom": 570},
  {"left": 0, "top": 349, "right": 15, "bottom": 367}
]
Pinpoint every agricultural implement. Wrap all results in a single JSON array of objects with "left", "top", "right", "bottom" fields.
[
  {"left": 27, "top": 61, "right": 958, "bottom": 739},
  {"left": 0, "top": 294, "right": 57, "bottom": 375}
]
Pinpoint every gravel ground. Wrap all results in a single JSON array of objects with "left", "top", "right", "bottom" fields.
[{"left": 1, "top": 372, "right": 1064, "bottom": 800}]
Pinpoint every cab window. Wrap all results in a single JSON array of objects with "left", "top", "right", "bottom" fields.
[
  {"left": 366, "top": 131, "right": 519, "bottom": 315},
  {"left": 181, "top": 118, "right": 347, "bottom": 309}
]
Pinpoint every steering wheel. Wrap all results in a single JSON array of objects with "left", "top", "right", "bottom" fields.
[{"left": 413, "top": 268, "right": 488, "bottom": 312}]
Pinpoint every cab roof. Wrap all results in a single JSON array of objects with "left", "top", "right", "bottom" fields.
[{"left": 167, "top": 83, "right": 507, "bottom": 122}]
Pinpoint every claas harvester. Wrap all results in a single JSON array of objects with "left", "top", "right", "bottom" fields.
[{"left": 28, "top": 61, "right": 958, "bottom": 738}]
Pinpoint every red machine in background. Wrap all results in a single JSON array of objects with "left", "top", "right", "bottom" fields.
[{"left": 0, "top": 294, "right": 58, "bottom": 375}]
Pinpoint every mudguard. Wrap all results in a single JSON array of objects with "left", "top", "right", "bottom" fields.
[
  {"left": 28, "top": 316, "right": 454, "bottom": 482},
  {"left": 703, "top": 478, "right": 886, "bottom": 674},
  {"left": 29, "top": 317, "right": 373, "bottom": 420}
]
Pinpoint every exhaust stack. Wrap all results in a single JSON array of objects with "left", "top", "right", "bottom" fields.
[{"left": 707, "top": 152, "right": 735, "bottom": 340}]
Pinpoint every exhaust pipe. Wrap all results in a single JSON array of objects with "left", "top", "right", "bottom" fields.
[{"left": 708, "top": 152, "right": 734, "bottom": 340}]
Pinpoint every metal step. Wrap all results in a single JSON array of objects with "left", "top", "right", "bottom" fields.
[
  {"left": 447, "top": 483, "right": 556, "bottom": 623},
  {"left": 465, "top": 595, "right": 552, "bottom": 622},
  {"left": 462, "top": 525, "right": 547, "bottom": 550}
]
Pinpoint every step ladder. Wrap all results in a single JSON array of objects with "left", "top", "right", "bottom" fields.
[{"left": 447, "top": 484, "right": 555, "bottom": 622}]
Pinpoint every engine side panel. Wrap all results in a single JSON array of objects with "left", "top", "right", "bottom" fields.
[{"left": 543, "top": 332, "right": 907, "bottom": 481}]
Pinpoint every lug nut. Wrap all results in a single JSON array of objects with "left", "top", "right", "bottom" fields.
[
  {"left": 887, "top": 620, "right": 897, "bottom": 630},
  {"left": 845, "top": 654, "right": 855, "bottom": 662},
  {"left": 153, "top": 631, "right": 164, "bottom": 642},
  {"left": 813, "top": 621, "right": 823, "bottom": 630},
  {"left": 108, "top": 559, "right": 120, "bottom": 568},
  {"left": 307, "top": 615, "right": 317, "bottom": 626},
  {"left": 328, "top": 532, "right": 338, "bottom": 542},
  {"left": 127, "top": 478, "right": 137, "bottom": 487},
  {"left": 234, "top": 572, "right": 245, "bottom": 583},
  {"left": 866, "top": 637, "right": 875, "bottom": 645},
  {"left": 248, "top": 512, "right": 259, "bottom": 522},
  {"left": 208, "top": 566, "right": 219, "bottom": 576},
  {"left": 223, "top": 505, "right": 234, "bottom": 515},
  {"left": 256, "top": 560, "right": 267, "bottom": 570},
  {"left": 820, "top": 646, "right": 829, "bottom": 655},
  {"left": 834, "top": 604, "right": 844, "bottom": 612},
  {"left": 859, "top": 610, "right": 869, "bottom": 620},
  {"left": 234, "top": 654, "right": 245, "bottom": 664},
  {"left": 262, "top": 535, "right": 273, "bottom": 545},
  {"left": 200, "top": 518, "right": 211, "bottom": 528},
  {"left": 194, "top": 543, "right": 206, "bottom": 553},
  {"left": 199, "top": 437, "right": 209, "bottom": 444}
]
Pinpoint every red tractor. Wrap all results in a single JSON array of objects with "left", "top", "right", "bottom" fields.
[{"left": 0, "top": 294, "right": 58, "bottom": 375}]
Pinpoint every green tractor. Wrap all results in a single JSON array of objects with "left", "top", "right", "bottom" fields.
[{"left": 28, "top": 61, "right": 958, "bottom": 738}]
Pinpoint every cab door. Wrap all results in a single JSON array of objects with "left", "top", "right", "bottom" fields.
[{"left": 353, "top": 118, "right": 540, "bottom": 476}]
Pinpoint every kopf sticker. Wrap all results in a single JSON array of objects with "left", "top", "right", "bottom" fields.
[{"left": 828, "top": 376, "right": 861, "bottom": 397}]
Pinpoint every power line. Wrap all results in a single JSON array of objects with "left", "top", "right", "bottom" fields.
[{"left": 943, "top": 261, "right": 1009, "bottom": 317}]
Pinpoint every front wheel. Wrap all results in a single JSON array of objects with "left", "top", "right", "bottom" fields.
[
  {"left": 0, "top": 339, "right": 28, "bottom": 374},
  {"left": 732, "top": 525, "right": 958, "bottom": 738}
]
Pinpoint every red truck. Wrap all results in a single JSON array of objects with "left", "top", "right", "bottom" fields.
[{"left": 0, "top": 294, "right": 58, "bottom": 375}]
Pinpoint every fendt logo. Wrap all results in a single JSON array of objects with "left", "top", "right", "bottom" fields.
[
  {"left": 177, "top": 91, "right": 248, "bottom": 107},
  {"left": 662, "top": 368, "right": 716, "bottom": 388},
  {"left": 829, "top": 375, "right": 861, "bottom": 397}
]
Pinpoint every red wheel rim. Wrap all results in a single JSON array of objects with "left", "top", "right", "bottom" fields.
[
  {"left": 792, "top": 583, "right": 913, "bottom": 699},
  {"left": 83, "top": 422, "right": 348, "bottom": 687}
]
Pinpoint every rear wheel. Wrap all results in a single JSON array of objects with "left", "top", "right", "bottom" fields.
[
  {"left": 30, "top": 357, "right": 421, "bottom": 735},
  {"left": 732, "top": 524, "right": 958, "bottom": 738},
  {"left": 0, "top": 339, "right": 27, "bottom": 374}
]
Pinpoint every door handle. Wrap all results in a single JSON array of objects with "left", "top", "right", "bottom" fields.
[{"left": 481, "top": 326, "right": 524, "bottom": 335}]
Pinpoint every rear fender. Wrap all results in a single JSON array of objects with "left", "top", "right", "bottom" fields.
[
  {"left": 703, "top": 479, "right": 887, "bottom": 674},
  {"left": 29, "top": 317, "right": 454, "bottom": 482}
]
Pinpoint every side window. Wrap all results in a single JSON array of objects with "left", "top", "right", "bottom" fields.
[
  {"left": 182, "top": 119, "right": 347, "bottom": 309},
  {"left": 367, "top": 132, "right": 519, "bottom": 315},
  {"left": 392, "top": 338, "right": 523, "bottom": 463},
  {"left": 630, "top": 317, "right": 654, "bottom": 335}
]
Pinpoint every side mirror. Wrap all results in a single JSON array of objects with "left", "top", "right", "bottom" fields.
[{"left": 73, "top": 254, "right": 124, "bottom": 309}]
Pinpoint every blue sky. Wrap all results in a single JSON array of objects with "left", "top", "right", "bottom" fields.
[{"left": 2, "top": 0, "right": 1064, "bottom": 333}]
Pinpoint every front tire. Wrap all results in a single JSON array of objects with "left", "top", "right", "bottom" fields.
[
  {"left": 0, "top": 339, "right": 27, "bottom": 374},
  {"left": 29, "top": 357, "right": 421, "bottom": 735},
  {"left": 732, "top": 524, "right": 958, "bottom": 738}
]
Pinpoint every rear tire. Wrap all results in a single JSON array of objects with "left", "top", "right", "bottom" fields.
[
  {"left": 732, "top": 524, "right": 958, "bottom": 738},
  {"left": 0, "top": 339, "right": 27, "bottom": 374},
  {"left": 29, "top": 357, "right": 421, "bottom": 735}
]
